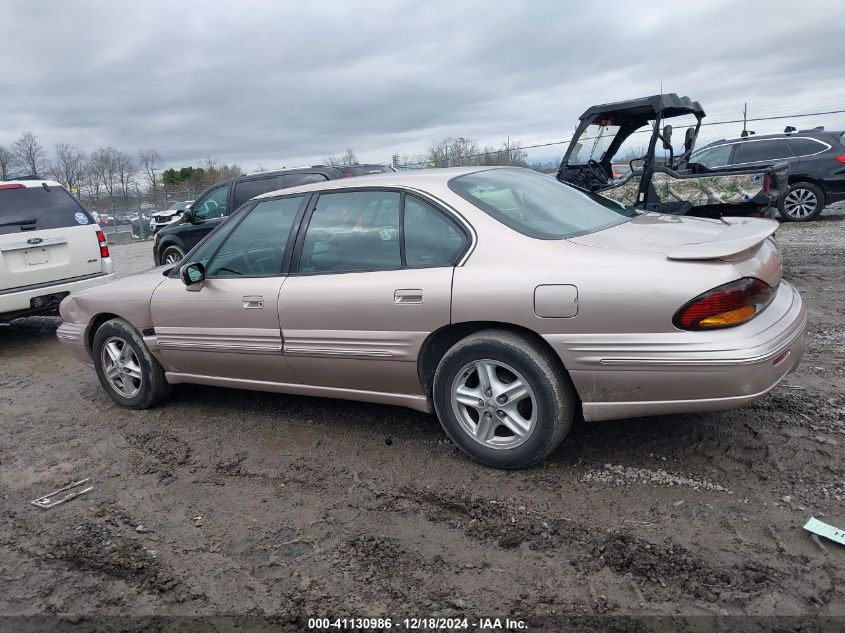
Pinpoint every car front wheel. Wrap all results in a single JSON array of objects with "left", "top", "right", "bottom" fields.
[
  {"left": 160, "top": 245, "right": 185, "bottom": 266},
  {"left": 778, "top": 182, "right": 825, "bottom": 222},
  {"left": 93, "top": 318, "right": 172, "bottom": 409},
  {"left": 432, "top": 330, "right": 575, "bottom": 468}
]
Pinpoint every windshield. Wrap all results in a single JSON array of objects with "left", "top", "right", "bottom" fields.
[
  {"left": 0, "top": 185, "right": 93, "bottom": 236},
  {"left": 448, "top": 168, "right": 637, "bottom": 239},
  {"left": 568, "top": 124, "right": 620, "bottom": 165},
  {"left": 167, "top": 201, "right": 190, "bottom": 211}
]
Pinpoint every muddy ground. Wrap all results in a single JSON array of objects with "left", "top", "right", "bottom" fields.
[{"left": 1, "top": 207, "right": 843, "bottom": 631}]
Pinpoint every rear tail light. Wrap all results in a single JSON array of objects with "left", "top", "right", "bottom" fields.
[
  {"left": 342, "top": 171, "right": 354, "bottom": 177},
  {"left": 674, "top": 278, "right": 775, "bottom": 330},
  {"left": 835, "top": 155, "right": 845, "bottom": 165},
  {"left": 762, "top": 174, "right": 771, "bottom": 195},
  {"left": 96, "top": 230, "right": 110, "bottom": 258},
  {"left": 0, "top": 183, "right": 25, "bottom": 190}
]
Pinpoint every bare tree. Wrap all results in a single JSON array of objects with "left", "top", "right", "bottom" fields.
[
  {"left": 139, "top": 149, "right": 163, "bottom": 203},
  {"left": 48, "top": 143, "right": 87, "bottom": 193},
  {"left": 89, "top": 147, "right": 120, "bottom": 210},
  {"left": 116, "top": 150, "right": 137, "bottom": 198},
  {"left": 323, "top": 148, "right": 358, "bottom": 165},
  {"left": 13, "top": 131, "right": 46, "bottom": 177},
  {"left": 426, "top": 137, "right": 479, "bottom": 167},
  {"left": 0, "top": 145, "right": 17, "bottom": 180}
]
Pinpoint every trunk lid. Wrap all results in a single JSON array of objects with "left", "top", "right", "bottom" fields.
[{"left": 568, "top": 213, "right": 779, "bottom": 260}]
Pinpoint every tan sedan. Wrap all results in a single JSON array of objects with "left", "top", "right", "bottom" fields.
[{"left": 57, "top": 168, "right": 806, "bottom": 468}]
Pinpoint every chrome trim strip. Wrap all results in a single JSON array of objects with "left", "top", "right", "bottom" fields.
[
  {"left": 284, "top": 346, "right": 394, "bottom": 358},
  {"left": 157, "top": 341, "right": 282, "bottom": 354},
  {"left": 0, "top": 237, "right": 68, "bottom": 252}
]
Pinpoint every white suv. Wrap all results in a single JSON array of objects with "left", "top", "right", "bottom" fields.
[{"left": 0, "top": 180, "right": 114, "bottom": 321}]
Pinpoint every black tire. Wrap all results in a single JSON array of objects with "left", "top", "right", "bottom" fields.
[
  {"left": 778, "top": 182, "right": 825, "bottom": 222},
  {"left": 92, "top": 318, "right": 172, "bottom": 409},
  {"left": 432, "top": 330, "right": 575, "bottom": 469},
  {"left": 159, "top": 245, "right": 185, "bottom": 266}
]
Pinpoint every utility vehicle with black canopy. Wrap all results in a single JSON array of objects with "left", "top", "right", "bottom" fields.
[{"left": 556, "top": 94, "right": 789, "bottom": 217}]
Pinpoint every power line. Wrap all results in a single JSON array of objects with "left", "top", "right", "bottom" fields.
[{"left": 395, "top": 107, "right": 845, "bottom": 168}]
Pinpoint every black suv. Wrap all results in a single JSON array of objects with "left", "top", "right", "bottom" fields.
[
  {"left": 153, "top": 164, "right": 393, "bottom": 264},
  {"left": 691, "top": 128, "right": 845, "bottom": 221}
]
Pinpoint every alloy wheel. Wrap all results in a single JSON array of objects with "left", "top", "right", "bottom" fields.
[
  {"left": 783, "top": 188, "right": 818, "bottom": 219},
  {"left": 101, "top": 336, "right": 143, "bottom": 398},
  {"left": 163, "top": 249, "right": 183, "bottom": 264},
  {"left": 450, "top": 359, "right": 537, "bottom": 450}
]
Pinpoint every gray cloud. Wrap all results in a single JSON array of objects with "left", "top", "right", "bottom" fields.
[{"left": 1, "top": 0, "right": 843, "bottom": 171}]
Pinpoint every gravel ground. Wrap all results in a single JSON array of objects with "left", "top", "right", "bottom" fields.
[{"left": 1, "top": 205, "right": 843, "bottom": 629}]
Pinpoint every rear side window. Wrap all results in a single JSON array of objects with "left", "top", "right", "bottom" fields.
[
  {"left": 786, "top": 137, "right": 828, "bottom": 157},
  {"left": 0, "top": 185, "right": 93, "bottom": 236},
  {"left": 284, "top": 173, "right": 328, "bottom": 188},
  {"left": 733, "top": 140, "right": 793, "bottom": 164},
  {"left": 232, "top": 176, "right": 284, "bottom": 210},
  {"left": 404, "top": 196, "right": 465, "bottom": 267},
  {"left": 343, "top": 165, "right": 393, "bottom": 176}
]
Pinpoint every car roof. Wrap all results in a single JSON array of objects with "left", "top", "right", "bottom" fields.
[
  {"left": 0, "top": 179, "right": 63, "bottom": 188},
  {"left": 254, "top": 166, "right": 498, "bottom": 200},
  {"left": 695, "top": 130, "right": 842, "bottom": 151}
]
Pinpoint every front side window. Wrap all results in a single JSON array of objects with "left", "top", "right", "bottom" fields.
[
  {"left": 449, "top": 168, "right": 636, "bottom": 240},
  {"left": 690, "top": 144, "right": 733, "bottom": 168},
  {"left": 732, "top": 140, "right": 793, "bottom": 164},
  {"left": 205, "top": 196, "right": 303, "bottom": 277},
  {"left": 192, "top": 184, "right": 230, "bottom": 221},
  {"left": 299, "top": 191, "right": 401, "bottom": 273},
  {"left": 404, "top": 196, "right": 465, "bottom": 267}
]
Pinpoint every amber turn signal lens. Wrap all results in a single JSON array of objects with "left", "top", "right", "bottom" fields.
[{"left": 698, "top": 305, "right": 757, "bottom": 327}]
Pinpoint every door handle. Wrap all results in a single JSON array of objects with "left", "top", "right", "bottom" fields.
[
  {"left": 242, "top": 295, "right": 264, "bottom": 309},
  {"left": 394, "top": 289, "right": 423, "bottom": 304}
]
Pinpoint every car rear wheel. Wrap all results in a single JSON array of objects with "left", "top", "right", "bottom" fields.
[
  {"left": 93, "top": 318, "right": 172, "bottom": 409},
  {"left": 432, "top": 330, "right": 575, "bottom": 468},
  {"left": 778, "top": 182, "right": 825, "bottom": 222},
  {"left": 160, "top": 245, "right": 185, "bottom": 265}
]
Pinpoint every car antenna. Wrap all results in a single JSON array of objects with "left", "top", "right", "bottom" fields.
[{"left": 740, "top": 102, "right": 755, "bottom": 138}]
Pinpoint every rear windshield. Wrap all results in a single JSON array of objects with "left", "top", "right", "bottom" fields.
[
  {"left": 0, "top": 185, "right": 94, "bottom": 236},
  {"left": 448, "top": 168, "right": 637, "bottom": 239}
]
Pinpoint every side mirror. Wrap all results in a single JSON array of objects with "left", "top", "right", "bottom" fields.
[
  {"left": 180, "top": 262, "right": 205, "bottom": 290},
  {"left": 182, "top": 208, "right": 196, "bottom": 224},
  {"left": 662, "top": 124, "right": 673, "bottom": 150},
  {"left": 630, "top": 158, "right": 645, "bottom": 170}
]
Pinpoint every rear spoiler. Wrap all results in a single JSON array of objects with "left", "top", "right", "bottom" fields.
[{"left": 666, "top": 217, "right": 779, "bottom": 260}]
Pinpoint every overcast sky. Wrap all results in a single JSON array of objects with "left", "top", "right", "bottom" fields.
[{"left": 2, "top": 0, "right": 844, "bottom": 171}]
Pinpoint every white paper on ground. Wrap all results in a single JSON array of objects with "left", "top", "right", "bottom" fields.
[{"left": 803, "top": 517, "right": 845, "bottom": 546}]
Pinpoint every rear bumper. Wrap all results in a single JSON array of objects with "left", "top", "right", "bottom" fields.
[
  {"left": 545, "top": 281, "right": 807, "bottom": 422},
  {"left": 0, "top": 270, "right": 114, "bottom": 321}
]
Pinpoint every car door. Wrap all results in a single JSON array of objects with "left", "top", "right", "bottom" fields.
[
  {"left": 179, "top": 183, "right": 232, "bottom": 251},
  {"left": 150, "top": 195, "right": 308, "bottom": 384},
  {"left": 278, "top": 189, "right": 468, "bottom": 395}
]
